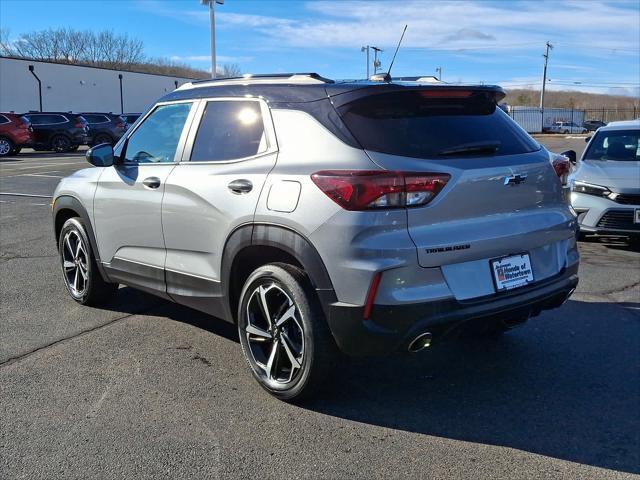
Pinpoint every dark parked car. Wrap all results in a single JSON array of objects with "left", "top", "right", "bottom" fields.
[
  {"left": 23, "top": 112, "right": 89, "bottom": 153},
  {"left": 81, "top": 112, "right": 128, "bottom": 146},
  {"left": 0, "top": 113, "right": 34, "bottom": 157},
  {"left": 122, "top": 113, "right": 141, "bottom": 125},
  {"left": 583, "top": 120, "right": 607, "bottom": 132}
]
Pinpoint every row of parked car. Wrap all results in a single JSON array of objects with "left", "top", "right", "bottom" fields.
[
  {"left": 545, "top": 120, "right": 608, "bottom": 134},
  {"left": 0, "top": 111, "right": 141, "bottom": 157}
]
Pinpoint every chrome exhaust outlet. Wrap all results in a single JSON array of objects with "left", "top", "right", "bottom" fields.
[
  {"left": 408, "top": 332, "right": 432, "bottom": 353},
  {"left": 562, "top": 288, "right": 576, "bottom": 305}
]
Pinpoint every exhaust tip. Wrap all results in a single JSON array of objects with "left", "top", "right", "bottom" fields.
[{"left": 408, "top": 332, "right": 432, "bottom": 353}]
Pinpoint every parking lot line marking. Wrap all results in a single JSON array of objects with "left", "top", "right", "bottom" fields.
[
  {"left": 0, "top": 161, "right": 85, "bottom": 172},
  {"left": 0, "top": 192, "right": 52, "bottom": 198},
  {"left": 23, "top": 174, "right": 64, "bottom": 178}
]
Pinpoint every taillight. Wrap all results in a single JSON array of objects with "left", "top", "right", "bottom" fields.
[
  {"left": 551, "top": 156, "right": 571, "bottom": 186},
  {"left": 310, "top": 170, "right": 450, "bottom": 211}
]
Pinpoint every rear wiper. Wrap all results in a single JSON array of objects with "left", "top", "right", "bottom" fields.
[{"left": 437, "top": 142, "right": 500, "bottom": 156}]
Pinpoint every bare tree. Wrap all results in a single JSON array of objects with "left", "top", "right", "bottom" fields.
[
  {"left": 221, "top": 63, "right": 242, "bottom": 77},
  {"left": 0, "top": 28, "right": 14, "bottom": 56}
]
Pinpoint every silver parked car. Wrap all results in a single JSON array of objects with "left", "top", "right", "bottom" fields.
[
  {"left": 569, "top": 119, "right": 640, "bottom": 239},
  {"left": 52, "top": 73, "right": 579, "bottom": 401},
  {"left": 549, "top": 121, "right": 587, "bottom": 134}
]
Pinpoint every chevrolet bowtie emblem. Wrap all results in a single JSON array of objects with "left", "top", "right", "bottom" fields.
[{"left": 504, "top": 174, "right": 527, "bottom": 186}]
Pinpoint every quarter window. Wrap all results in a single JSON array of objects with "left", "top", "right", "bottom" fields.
[
  {"left": 123, "top": 103, "right": 192, "bottom": 164},
  {"left": 190, "top": 100, "right": 267, "bottom": 162}
]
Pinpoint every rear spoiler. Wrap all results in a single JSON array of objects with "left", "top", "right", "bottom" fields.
[{"left": 328, "top": 84, "right": 506, "bottom": 108}]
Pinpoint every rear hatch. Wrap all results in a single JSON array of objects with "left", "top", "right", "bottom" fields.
[{"left": 334, "top": 86, "right": 575, "bottom": 299}]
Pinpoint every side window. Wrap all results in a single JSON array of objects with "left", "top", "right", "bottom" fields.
[
  {"left": 190, "top": 100, "right": 267, "bottom": 162},
  {"left": 123, "top": 103, "right": 192, "bottom": 164},
  {"left": 0, "top": 115, "right": 9, "bottom": 124},
  {"left": 28, "top": 115, "right": 46, "bottom": 125}
]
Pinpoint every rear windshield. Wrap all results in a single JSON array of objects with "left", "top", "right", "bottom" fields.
[
  {"left": 583, "top": 130, "right": 639, "bottom": 162},
  {"left": 337, "top": 91, "right": 540, "bottom": 159}
]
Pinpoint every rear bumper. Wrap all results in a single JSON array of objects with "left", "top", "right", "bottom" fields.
[{"left": 323, "top": 263, "right": 578, "bottom": 356}]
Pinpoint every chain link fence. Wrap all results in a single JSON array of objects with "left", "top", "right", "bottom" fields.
[{"left": 505, "top": 106, "right": 638, "bottom": 133}]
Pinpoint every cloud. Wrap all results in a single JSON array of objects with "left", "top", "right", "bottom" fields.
[{"left": 443, "top": 29, "right": 496, "bottom": 43}]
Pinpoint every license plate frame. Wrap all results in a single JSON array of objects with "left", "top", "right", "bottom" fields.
[{"left": 490, "top": 253, "right": 534, "bottom": 292}]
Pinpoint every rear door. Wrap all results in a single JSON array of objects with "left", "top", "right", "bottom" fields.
[
  {"left": 161, "top": 98, "right": 278, "bottom": 316},
  {"left": 93, "top": 101, "right": 196, "bottom": 296},
  {"left": 336, "top": 88, "right": 575, "bottom": 299}
]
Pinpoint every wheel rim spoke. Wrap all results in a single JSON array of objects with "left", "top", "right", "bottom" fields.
[
  {"left": 246, "top": 324, "right": 272, "bottom": 341},
  {"left": 258, "top": 286, "right": 272, "bottom": 327},
  {"left": 265, "top": 339, "right": 280, "bottom": 380},
  {"left": 61, "top": 230, "right": 87, "bottom": 296},
  {"left": 275, "top": 304, "right": 296, "bottom": 328},
  {"left": 280, "top": 333, "right": 301, "bottom": 369},
  {"left": 63, "top": 260, "right": 75, "bottom": 270}
]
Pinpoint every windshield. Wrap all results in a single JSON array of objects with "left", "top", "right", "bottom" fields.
[
  {"left": 337, "top": 90, "right": 540, "bottom": 159},
  {"left": 583, "top": 130, "right": 639, "bottom": 162}
]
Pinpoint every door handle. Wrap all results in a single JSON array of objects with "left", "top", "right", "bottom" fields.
[
  {"left": 228, "top": 179, "right": 253, "bottom": 194},
  {"left": 142, "top": 176, "right": 161, "bottom": 189}
]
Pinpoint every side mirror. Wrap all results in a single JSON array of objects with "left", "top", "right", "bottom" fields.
[
  {"left": 561, "top": 149, "right": 577, "bottom": 164},
  {"left": 86, "top": 143, "right": 114, "bottom": 167},
  {"left": 585, "top": 136, "right": 592, "bottom": 143}
]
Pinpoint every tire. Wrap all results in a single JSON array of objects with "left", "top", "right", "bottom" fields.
[
  {"left": 58, "top": 217, "right": 118, "bottom": 306},
  {"left": 237, "top": 263, "right": 337, "bottom": 402},
  {"left": 50, "top": 134, "right": 72, "bottom": 153},
  {"left": 563, "top": 130, "right": 569, "bottom": 134},
  {"left": 68, "top": 145, "right": 79, "bottom": 152},
  {"left": 10, "top": 146, "right": 22, "bottom": 155},
  {"left": 0, "top": 136, "right": 14, "bottom": 157},
  {"left": 93, "top": 133, "right": 113, "bottom": 146}
]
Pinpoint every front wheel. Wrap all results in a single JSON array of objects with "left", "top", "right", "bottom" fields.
[
  {"left": 0, "top": 136, "right": 14, "bottom": 157},
  {"left": 237, "top": 263, "right": 337, "bottom": 402},
  {"left": 58, "top": 217, "right": 118, "bottom": 305}
]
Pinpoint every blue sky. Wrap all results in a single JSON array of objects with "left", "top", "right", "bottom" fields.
[{"left": 1, "top": 0, "right": 639, "bottom": 95}]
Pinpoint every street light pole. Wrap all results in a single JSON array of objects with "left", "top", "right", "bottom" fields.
[
  {"left": 361, "top": 46, "right": 370, "bottom": 79},
  {"left": 435, "top": 67, "right": 442, "bottom": 81},
  {"left": 371, "top": 46, "right": 382, "bottom": 74},
  {"left": 201, "top": 0, "right": 224, "bottom": 79}
]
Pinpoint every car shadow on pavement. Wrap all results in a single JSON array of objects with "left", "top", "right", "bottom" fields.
[
  {"left": 121, "top": 289, "right": 639, "bottom": 474},
  {"left": 299, "top": 299, "right": 640, "bottom": 475},
  {"left": 580, "top": 237, "right": 640, "bottom": 253}
]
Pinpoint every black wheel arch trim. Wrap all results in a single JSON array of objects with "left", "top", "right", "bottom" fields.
[
  {"left": 221, "top": 223, "right": 337, "bottom": 322},
  {"left": 52, "top": 195, "right": 111, "bottom": 282}
]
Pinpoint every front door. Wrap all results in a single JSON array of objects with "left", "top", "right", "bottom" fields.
[{"left": 93, "top": 101, "right": 195, "bottom": 297}]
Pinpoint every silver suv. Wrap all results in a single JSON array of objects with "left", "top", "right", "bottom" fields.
[{"left": 52, "top": 73, "right": 579, "bottom": 401}]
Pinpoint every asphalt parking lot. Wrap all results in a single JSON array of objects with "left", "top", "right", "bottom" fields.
[{"left": 1, "top": 138, "right": 638, "bottom": 479}]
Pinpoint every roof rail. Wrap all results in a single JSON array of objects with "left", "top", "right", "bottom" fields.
[{"left": 176, "top": 73, "right": 334, "bottom": 91}]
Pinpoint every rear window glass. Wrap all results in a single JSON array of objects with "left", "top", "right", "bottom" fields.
[
  {"left": 337, "top": 91, "right": 540, "bottom": 159},
  {"left": 584, "top": 130, "right": 639, "bottom": 162},
  {"left": 190, "top": 100, "right": 267, "bottom": 162}
]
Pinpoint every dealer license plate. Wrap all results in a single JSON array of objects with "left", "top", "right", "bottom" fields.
[{"left": 491, "top": 253, "right": 534, "bottom": 292}]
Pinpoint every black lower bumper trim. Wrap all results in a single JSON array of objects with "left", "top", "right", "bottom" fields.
[{"left": 325, "top": 264, "right": 579, "bottom": 356}]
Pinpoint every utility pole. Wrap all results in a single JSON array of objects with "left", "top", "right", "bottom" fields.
[
  {"left": 435, "top": 67, "right": 442, "bottom": 81},
  {"left": 201, "top": 0, "right": 224, "bottom": 79},
  {"left": 540, "top": 41, "right": 553, "bottom": 109},
  {"left": 361, "top": 46, "right": 370, "bottom": 78},
  {"left": 371, "top": 46, "right": 383, "bottom": 74}
]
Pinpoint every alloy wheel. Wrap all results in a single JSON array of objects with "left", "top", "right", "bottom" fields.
[
  {"left": 52, "top": 136, "right": 70, "bottom": 152},
  {"left": 0, "top": 139, "right": 11, "bottom": 155},
  {"left": 244, "top": 283, "right": 305, "bottom": 385},
  {"left": 61, "top": 230, "right": 89, "bottom": 297}
]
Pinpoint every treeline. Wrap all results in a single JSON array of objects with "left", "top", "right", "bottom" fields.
[
  {"left": 505, "top": 88, "right": 639, "bottom": 109},
  {"left": 0, "top": 27, "right": 239, "bottom": 79}
]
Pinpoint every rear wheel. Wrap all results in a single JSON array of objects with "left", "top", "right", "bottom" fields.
[
  {"left": 0, "top": 136, "right": 14, "bottom": 157},
  {"left": 51, "top": 135, "right": 72, "bottom": 153},
  {"left": 58, "top": 217, "right": 118, "bottom": 306},
  {"left": 10, "top": 146, "right": 22, "bottom": 155},
  {"left": 237, "top": 263, "right": 337, "bottom": 402},
  {"left": 93, "top": 133, "right": 113, "bottom": 145}
]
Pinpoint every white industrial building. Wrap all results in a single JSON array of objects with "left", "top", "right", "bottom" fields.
[{"left": 0, "top": 56, "right": 195, "bottom": 114}]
